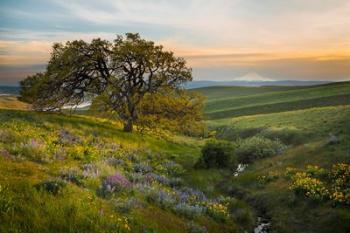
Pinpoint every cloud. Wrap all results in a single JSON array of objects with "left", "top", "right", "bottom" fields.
[{"left": 1, "top": 0, "right": 350, "bottom": 83}]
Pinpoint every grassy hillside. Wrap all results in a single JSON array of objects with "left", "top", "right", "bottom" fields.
[
  {"left": 198, "top": 82, "right": 350, "bottom": 233},
  {"left": 196, "top": 82, "right": 350, "bottom": 119},
  {"left": 191, "top": 85, "right": 304, "bottom": 100},
  {"left": 202, "top": 105, "right": 350, "bottom": 233},
  {"left": 1, "top": 82, "right": 349, "bottom": 233},
  {"left": 0, "top": 95, "right": 30, "bottom": 110},
  {"left": 0, "top": 109, "right": 249, "bottom": 233}
]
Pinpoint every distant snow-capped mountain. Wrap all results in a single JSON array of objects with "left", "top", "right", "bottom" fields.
[{"left": 233, "top": 72, "right": 275, "bottom": 82}]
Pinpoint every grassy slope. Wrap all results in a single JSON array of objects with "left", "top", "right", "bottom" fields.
[
  {"left": 0, "top": 109, "right": 243, "bottom": 233},
  {"left": 196, "top": 82, "right": 350, "bottom": 119},
  {"left": 1, "top": 83, "right": 350, "bottom": 233},
  {"left": 0, "top": 95, "right": 30, "bottom": 110},
  {"left": 198, "top": 83, "right": 350, "bottom": 233},
  {"left": 229, "top": 106, "right": 350, "bottom": 233},
  {"left": 191, "top": 85, "right": 304, "bottom": 100}
]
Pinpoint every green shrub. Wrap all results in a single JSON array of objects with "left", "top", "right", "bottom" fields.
[
  {"left": 235, "top": 136, "right": 285, "bottom": 164},
  {"left": 215, "top": 126, "right": 264, "bottom": 141},
  {"left": 199, "top": 140, "right": 237, "bottom": 169},
  {"left": 330, "top": 163, "right": 350, "bottom": 205},
  {"left": 258, "top": 127, "right": 306, "bottom": 145},
  {"left": 305, "top": 165, "right": 327, "bottom": 178},
  {"left": 289, "top": 171, "right": 329, "bottom": 201},
  {"left": 35, "top": 179, "right": 67, "bottom": 195}
]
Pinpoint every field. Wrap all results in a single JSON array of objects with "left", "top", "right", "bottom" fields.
[
  {"left": 194, "top": 82, "right": 350, "bottom": 119},
  {"left": 196, "top": 82, "right": 350, "bottom": 232},
  {"left": 1, "top": 82, "right": 350, "bottom": 233}
]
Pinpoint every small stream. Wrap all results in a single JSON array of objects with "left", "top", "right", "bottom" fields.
[
  {"left": 233, "top": 163, "right": 248, "bottom": 177},
  {"left": 232, "top": 164, "right": 271, "bottom": 233},
  {"left": 254, "top": 217, "right": 271, "bottom": 233}
]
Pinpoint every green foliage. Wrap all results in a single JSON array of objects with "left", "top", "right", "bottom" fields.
[
  {"left": 258, "top": 127, "right": 307, "bottom": 145},
  {"left": 20, "top": 33, "right": 194, "bottom": 132},
  {"left": 287, "top": 164, "right": 350, "bottom": 205},
  {"left": 235, "top": 136, "right": 285, "bottom": 164},
  {"left": 35, "top": 179, "right": 67, "bottom": 195},
  {"left": 91, "top": 88, "right": 205, "bottom": 136},
  {"left": 136, "top": 89, "right": 205, "bottom": 136},
  {"left": 206, "top": 202, "right": 230, "bottom": 222},
  {"left": 289, "top": 171, "right": 329, "bottom": 201},
  {"left": 214, "top": 126, "right": 264, "bottom": 141},
  {"left": 198, "top": 140, "right": 237, "bottom": 169},
  {"left": 330, "top": 163, "right": 350, "bottom": 205},
  {"left": 18, "top": 72, "right": 48, "bottom": 109},
  {"left": 305, "top": 165, "right": 327, "bottom": 178}
]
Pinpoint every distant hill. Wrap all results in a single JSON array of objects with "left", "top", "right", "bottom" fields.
[
  {"left": 195, "top": 81, "right": 350, "bottom": 120},
  {"left": 185, "top": 80, "right": 332, "bottom": 89},
  {"left": 0, "top": 86, "right": 20, "bottom": 95}
]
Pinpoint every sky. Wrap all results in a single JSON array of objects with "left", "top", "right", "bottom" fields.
[{"left": 0, "top": 0, "right": 350, "bottom": 85}]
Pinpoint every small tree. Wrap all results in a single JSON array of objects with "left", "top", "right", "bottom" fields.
[{"left": 20, "top": 33, "right": 193, "bottom": 132}]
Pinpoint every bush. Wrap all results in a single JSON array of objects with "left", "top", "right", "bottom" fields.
[
  {"left": 60, "top": 167, "right": 84, "bottom": 186},
  {"left": 146, "top": 189, "right": 176, "bottom": 209},
  {"left": 35, "top": 179, "right": 66, "bottom": 195},
  {"left": 172, "top": 203, "right": 205, "bottom": 219},
  {"left": 235, "top": 136, "right": 285, "bottom": 164},
  {"left": 199, "top": 140, "right": 237, "bottom": 169},
  {"left": 289, "top": 171, "right": 329, "bottom": 201},
  {"left": 206, "top": 202, "right": 230, "bottom": 222},
  {"left": 259, "top": 127, "right": 306, "bottom": 145},
  {"left": 215, "top": 126, "right": 264, "bottom": 141},
  {"left": 305, "top": 165, "right": 327, "bottom": 178},
  {"left": 330, "top": 163, "right": 350, "bottom": 205},
  {"left": 103, "top": 172, "right": 131, "bottom": 192}
]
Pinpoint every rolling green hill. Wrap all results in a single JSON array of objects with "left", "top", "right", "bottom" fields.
[
  {"left": 195, "top": 82, "right": 350, "bottom": 120},
  {"left": 1, "top": 82, "right": 350, "bottom": 233}
]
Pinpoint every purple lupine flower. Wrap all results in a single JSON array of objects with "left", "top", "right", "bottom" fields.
[{"left": 103, "top": 172, "right": 131, "bottom": 193}]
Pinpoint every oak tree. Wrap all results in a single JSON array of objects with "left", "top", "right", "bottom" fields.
[{"left": 20, "top": 33, "right": 193, "bottom": 132}]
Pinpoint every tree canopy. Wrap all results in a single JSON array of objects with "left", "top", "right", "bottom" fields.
[{"left": 20, "top": 33, "right": 202, "bottom": 133}]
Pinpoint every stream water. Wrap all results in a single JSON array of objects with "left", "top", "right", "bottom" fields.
[
  {"left": 254, "top": 217, "right": 271, "bottom": 233},
  {"left": 232, "top": 165, "right": 271, "bottom": 233},
  {"left": 233, "top": 163, "right": 247, "bottom": 177}
]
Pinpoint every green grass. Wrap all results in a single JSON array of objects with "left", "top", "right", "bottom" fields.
[
  {"left": 196, "top": 81, "right": 350, "bottom": 119},
  {"left": 1, "top": 82, "right": 350, "bottom": 233},
  {"left": 192, "top": 85, "right": 304, "bottom": 101},
  {"left": 211, "top": 105, "right": 350, "bottom": 138},
  {"left": 205, "top": 105, "right": 350, "bottom": 233},
  {"left": 0, "top": 109, "right": 243, "bottom": 233}
]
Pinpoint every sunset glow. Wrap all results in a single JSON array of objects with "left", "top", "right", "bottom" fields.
[{"left": 1, "top": 0, "right": 350, "bottom": 84}]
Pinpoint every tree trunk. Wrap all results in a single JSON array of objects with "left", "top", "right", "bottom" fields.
[{"left": 123, "top": 118, "right": 133, "bottom": 132}]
